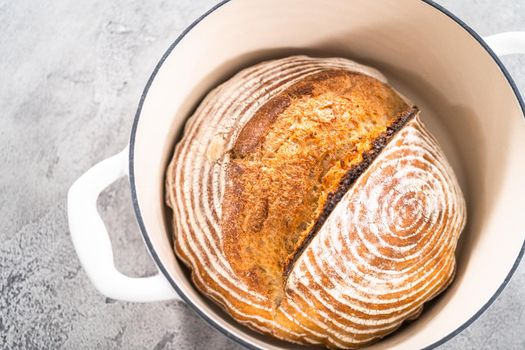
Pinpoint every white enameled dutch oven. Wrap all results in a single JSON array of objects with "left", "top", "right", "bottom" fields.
[{"left": 67, "top": 1, "right": 525, "bottom": 349}]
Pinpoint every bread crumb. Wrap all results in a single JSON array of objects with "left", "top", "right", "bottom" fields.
[{"left": 207, "top": 134, "right": 226, "bottom": 162}]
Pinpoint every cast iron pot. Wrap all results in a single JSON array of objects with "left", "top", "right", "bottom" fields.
[{"left": 68, "top": 1, "right": 525, "bottom": 349}]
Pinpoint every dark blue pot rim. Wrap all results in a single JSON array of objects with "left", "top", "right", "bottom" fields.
[{"left": 128, "top": 1, "right": 525, "bottom": 349}]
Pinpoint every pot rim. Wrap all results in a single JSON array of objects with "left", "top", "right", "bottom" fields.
[{"left": 128, "top": 1, "right": 525, "bottom": 349}]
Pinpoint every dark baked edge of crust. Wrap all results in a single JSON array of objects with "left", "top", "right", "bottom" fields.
[{"left": 282, "top": 106, "right": 419, "bottom": 278}]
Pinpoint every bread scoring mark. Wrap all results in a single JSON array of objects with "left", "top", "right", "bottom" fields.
[{"left": 283, "top": 106, "right": 419, "bottom": 278}]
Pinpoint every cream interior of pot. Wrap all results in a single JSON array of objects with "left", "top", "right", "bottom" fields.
[{"left": 130, "top": 0, "right": 525, "bottom": 348}]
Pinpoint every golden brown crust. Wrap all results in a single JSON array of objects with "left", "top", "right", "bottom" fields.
[
  {"left": 233, "top": 70, "right": 348, "bottom": 156},
  {"left": 222, "top": 69, "right": 411, "bottom": 303},
  {"left": 233, "top": 95, "right": 291, "bottom": 157},
  {"left": 283, "top": 106, "right": 419, "bottom": 277}
]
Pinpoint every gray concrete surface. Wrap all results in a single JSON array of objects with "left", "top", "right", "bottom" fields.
[{"left": 1, "top": 0, "right": 524, "bottom": 349}]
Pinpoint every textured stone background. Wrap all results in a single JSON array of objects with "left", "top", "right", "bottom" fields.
[{"left": 1, "top": 0, "right": 524, "bottom": 349}]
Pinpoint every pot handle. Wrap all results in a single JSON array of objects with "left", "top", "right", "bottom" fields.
[
  {"left": 484, "top": 32, "right": 525, "bottom": 56},
  {"left": 67, "top": 147, "right": 180, "bottom": 302}
]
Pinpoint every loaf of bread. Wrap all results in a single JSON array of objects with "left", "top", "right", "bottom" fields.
[{"left": 165, "top": 56, "right": 466, "bottom": 349}]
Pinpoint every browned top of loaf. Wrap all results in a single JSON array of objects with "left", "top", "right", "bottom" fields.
[{"left": 221, "top": 69, "right": 411, "bottom": 304}]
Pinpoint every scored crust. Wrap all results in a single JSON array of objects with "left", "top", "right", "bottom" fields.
[
  {"left": 165, "top": 56, "right": 466, "bottom": 349},
  {"left": 282, "top": 106, "right": 418, "bottom": 278},
  {"left": 222, "top": 69, "right": 414, "bottom": 303}
]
